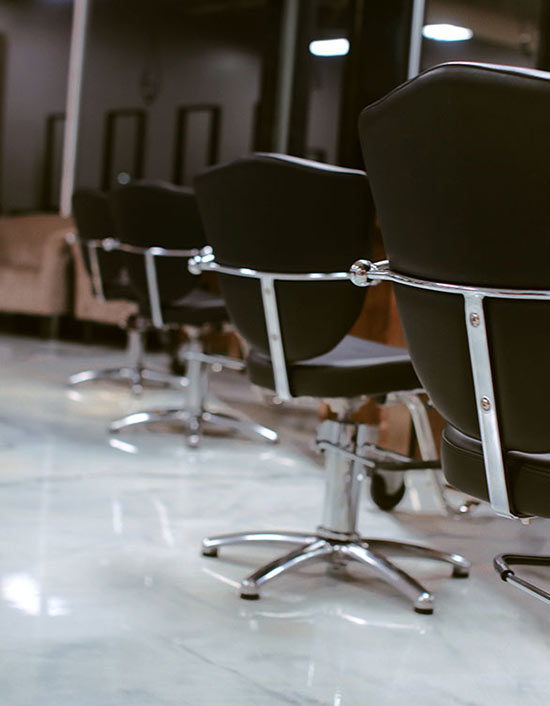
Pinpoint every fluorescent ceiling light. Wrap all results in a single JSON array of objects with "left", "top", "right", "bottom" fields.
[
  {"left": 309, "top": 38, "right": 350, "bottom": 57},
  {"left": 422, "top": 24, "right": 473, "bottom": 42}
]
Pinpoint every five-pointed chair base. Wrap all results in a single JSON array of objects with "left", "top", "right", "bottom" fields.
[
  {"left": 109, "top": 407, "right": 278, "bottom": 447},
  {"left": 201, "top": 411, "right": 470, "bottom": 613},
  {"left": 202, "top": 531, "right": 469, "bottom": 614},
  {"left": 68, "top": 325, "right": 186, "bottom": 395},
  {"left": 68, "top": 366, "right": 187, "bottom": 396},
  {"left": 108, "top": 337, "right": 278, "bottom": 447}
]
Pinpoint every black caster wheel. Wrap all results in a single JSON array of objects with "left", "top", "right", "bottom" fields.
[
  {"left": 452, "top": 567, "right": 470, "bottom": 579},
  {"left": 370, "top": 472, "right": 406, "bottom": 511},
  {"left": 240, "top": 592, "right": 260, "bottom": 600},
  {"left": 202, "top": 547, "right": 218, "bottom": 558}
]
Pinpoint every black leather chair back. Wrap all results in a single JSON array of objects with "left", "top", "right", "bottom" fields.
[
  {"left": 194, "top": 154, "right": 375, "bottom": 363},
  {"left": 72, "top": 188, "right": 123, "bottom": 285},
  {"left": 110, "top": 181, "right": 205, "bottom": 310},
  {"left": 359, "top": 62, "right": 550, "bottom": 452}
]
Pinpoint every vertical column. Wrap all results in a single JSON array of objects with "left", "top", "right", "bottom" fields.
[
  {"left": 254, "top": 0, "right": 315, "bottom": 155},
  {"left": 407, "top": 0, "right": 426, "bottom": 79},
  {"left": 273, "top": 0, "right": 300, "bottom": 153},
  {"left": 537, "top": 1, "right": 550, "bottom": 70},
  {"left": 60, "top": 0, "right": 90, "bottom": 219},
  {"left": 338, "top": 0, "right": 413, "bottom": 168}
]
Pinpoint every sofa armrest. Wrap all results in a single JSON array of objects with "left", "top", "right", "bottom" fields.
[{"left": 37, "top": 226, "right": 74, "bottom": 311}]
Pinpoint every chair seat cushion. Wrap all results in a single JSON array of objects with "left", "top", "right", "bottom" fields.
[
  {"left": 163, "top": 287, "right": 228, "bottom": 326},
  {"left": 248, "top": 335, "right": 420, "bottom": 398},
  {"left": 103, "top": 282, "right": 135, "bottom": 301},
  {"left": 441, "top": 424, "right": 550, "bottom": 518}
]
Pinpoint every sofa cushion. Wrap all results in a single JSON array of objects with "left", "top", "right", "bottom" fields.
[{"left": 0, "top": 214, "right": 72, "bottom": 269}]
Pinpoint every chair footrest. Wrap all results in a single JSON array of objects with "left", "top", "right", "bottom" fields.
[{"left": 494, "top": 553, "right": 550, "bottom": 605}]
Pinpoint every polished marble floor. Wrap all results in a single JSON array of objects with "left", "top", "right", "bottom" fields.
[{"left": 0, "top": 333, "right": 549, "bottom": 705}]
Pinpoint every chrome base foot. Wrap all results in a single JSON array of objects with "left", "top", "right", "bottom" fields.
[
  {"left": 201, "top": 529, "right": 470, "bottom": 613},
  {"left": 68, "top": 366, "right": 187, "bottom": 394},
  {"left": 109, "top": 408, "right": 278, "bottom": 447}
]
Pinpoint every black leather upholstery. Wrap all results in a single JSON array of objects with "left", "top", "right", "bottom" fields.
[
  {"left": 72, "top": 188, "right": 131, "bottom": 300},
  {"left": 359, "top": 62, "right": 550, "bottom": 515},
  {"left": 442, "top": 425, "right": 550, "bottom": 518},
  {"left": 195, "top": 154, "right": 374, "bottom": 362},
  {"left": 163, "top": 288, "right": 227, "bottom": 326},
  {"left": 195, "top": 153, "right": 419, "bottom": 397},
  {"left": 248, "top": 335, "right": 420, "bottom": 398},
  {"left": 110, "top": 181, "right": 226, "bottom": 327}
]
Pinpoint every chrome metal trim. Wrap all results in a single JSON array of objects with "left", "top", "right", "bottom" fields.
[
  {"left": 87, "top": 240, "right": 105, "bottom": 301},
  {"left": 201, "top": 527, "right": 469, "bottom": 612},
  {"left": 317, "top": 420, "right": 362, "bottom": 536},
  {"left": 189, "top": 252, "right": 351, "bottom": 402},
  {"left": 494, "top": 553, "right": 550, "bottom": 605},
  {"left": 260, "top": 275, "right": 291, "bottom": 400},
  {"left": 350, "top": 259, "right": 550, "bottom": 300},
  {"left": 463, "top": 294, "right": 513, "bottom": 518},
  {"left": 104, "top": 239, "right": 198, "bottom": 258},
  {"left": 350, "top": 260, "right": 530, "bottom": 520},
  {"left": 399, "top": 392, "right": 479, "bottom": 516},
  {"left": 317, "top": 439, "right": 439, "bottom": 470},
  {"left": 193, "top": 254, "right": 349, "bottom": 282},
  {"left": 144, "top": 249, "right": 164, "bottom": 329},
  {"left": 183, "top": 350, "right": 245, "bottom": 371},
  {"left": 101, "top": 239, "right": 200, "bottom": 330}
]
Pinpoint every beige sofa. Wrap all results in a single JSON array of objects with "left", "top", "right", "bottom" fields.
[
  {"left": 0, "top": 213, "right": 136, "bottom": 334},
  {"left": 0, "top": 213, "right": 73, "bottom": 318}
]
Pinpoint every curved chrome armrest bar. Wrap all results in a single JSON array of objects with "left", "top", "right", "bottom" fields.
[
  {"left": 190, "top": 252, "right": 349, "bottom": 282},
  {"left": 102, "top": 237, "right": 200, "bottom": 259},
  {"left": 96, "top": 239, "right": 203, "bottom": 329},
  {"left": 350, "top": 258, "right": 550, "bottom": 300},
  {"left": 350, "top": 259, "right": 550, "bottom": 521},
  {"left": 189, "top": 251, "right": 351, "bottom": 401}
]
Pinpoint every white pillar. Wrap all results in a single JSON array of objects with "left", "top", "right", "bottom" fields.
[
  {"left": 60, "top": 0, "right": 90, "bottom": 218},
  {"left": 273, "top": 0, "right": 299, "bottom": 153},
  {"left": 407, "top": 0, "right": 425, "bottom": 79}
]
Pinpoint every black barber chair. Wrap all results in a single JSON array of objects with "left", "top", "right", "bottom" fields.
[
  {"left": 68, "top": 188, "right": 185, "bottom": 394},
  {"left": 192, "top": 154, "right": 469, "bottom": 613},
  {"left": 355, "top": 61, "right": 550, "bottom": 606},
  {"left": 108, "top": 181, "right": 278, "bottom": 447}
]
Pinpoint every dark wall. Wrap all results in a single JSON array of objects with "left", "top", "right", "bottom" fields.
[
  {"left": 0, "top": 0, "right": 72, "bottom": 213},
  {"left": 76, "top": 1, "right": 264, "bottom": 191},
  {"left": 421, "top": 36, "right": 537, "bottom": 71},
  {"left": 0, "top": 0, "right": 265, "bottom": 212}
]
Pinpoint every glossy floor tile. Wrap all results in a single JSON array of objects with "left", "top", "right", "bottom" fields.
[{"left": 0, "top": 333, "right": 549, "bottom": 705}]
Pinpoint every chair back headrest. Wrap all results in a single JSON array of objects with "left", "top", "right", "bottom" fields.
[
  {"left": 72, "top": 188, "right": 115, "bottom": 241},
  {"left": 110, "top": 181, "right": 204, "bottom": 250},
  {"left": 359, "top": 62, "right": 550, "bottom": 452},
  {"left": 110, "top": 181, "right": 205, "bottom": 307},
  {"left": 72, "top": 188, "right": 122, "bottom": 283},
  {"left": 194, "top": 154, "right": 375, "bottom": 363}
]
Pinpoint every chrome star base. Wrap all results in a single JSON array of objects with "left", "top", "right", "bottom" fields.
[{"left": 202, "top": 412, "right": 470, "bottom": 613}]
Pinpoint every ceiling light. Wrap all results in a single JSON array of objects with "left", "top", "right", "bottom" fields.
[
  {"left": 422, "top": 24, "right": 473, "bottom": 42},
  {"left": 309, "top": 38, "right": 350, "bottom": 57}
]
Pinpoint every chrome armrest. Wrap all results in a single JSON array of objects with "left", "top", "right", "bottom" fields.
[
  {"left": 348, "top": 258, "right": 550, "bottom": 522},
  {"left": 187, "top": 249, "right": 353, "bottom": 402},
  {"left": 100, "top": 240, "right": 202, "bottom": 329}
]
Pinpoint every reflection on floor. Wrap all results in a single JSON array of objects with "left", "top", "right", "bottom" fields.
[{"left": 0, "top": 333, "right": 549, "bottom": 706}]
